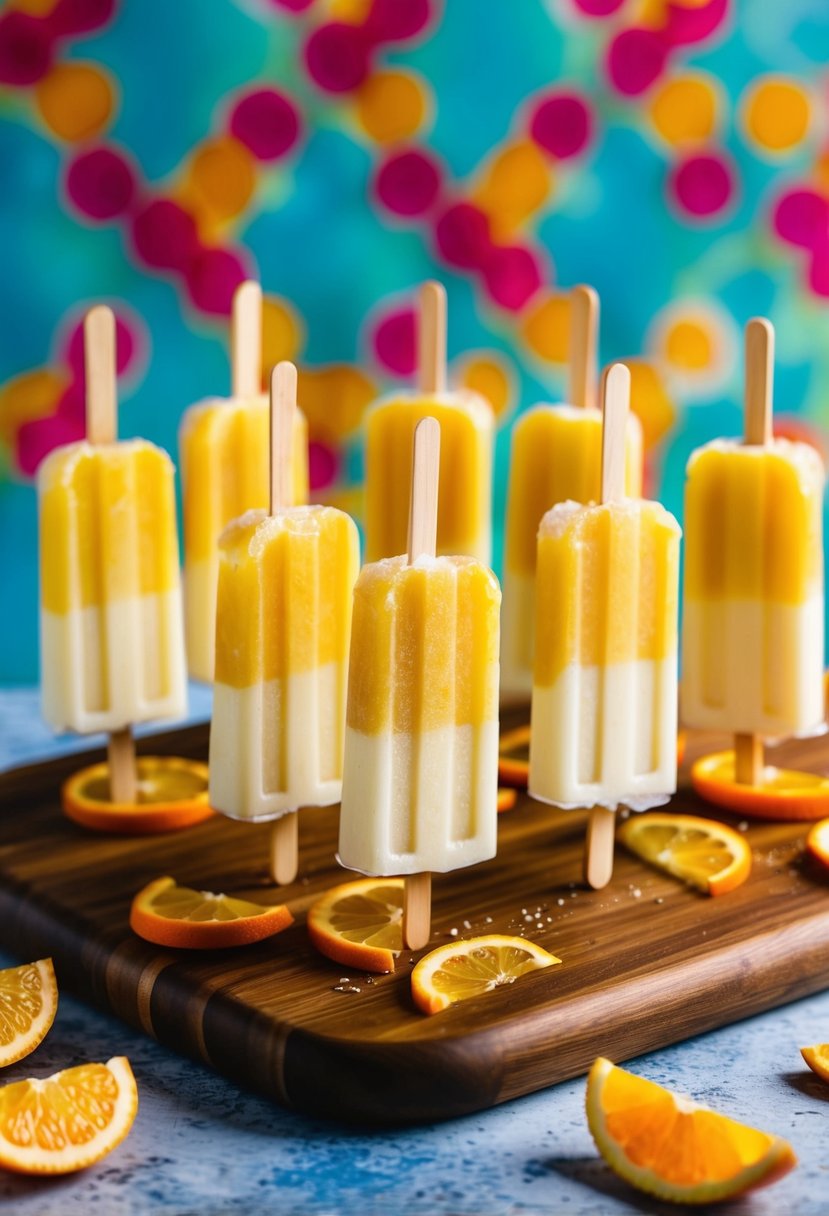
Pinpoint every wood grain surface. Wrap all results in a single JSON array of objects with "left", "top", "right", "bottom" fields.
[{"left": 1, "top": 720, "right": 828, "bottom": 1125}]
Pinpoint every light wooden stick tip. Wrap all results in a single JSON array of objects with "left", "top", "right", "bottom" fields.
[
  {"left": 734, "top": 732, "right": 763, "bottom": 787},
  {"left": 84, "top": 304, "right": 117, "bottom": 446},
  {"left": 583, "top": 806, "right": 616, "bottom": 890},
  {"left": 569, "top": 284, "right": 599, "bottom": 411},
  {"left": 407, "top": 416, "right": 440, "bottom": 564},
  {"left": 231, "top": 279, "right": 263, "bottom": 398},
  {"left": 107, "top": 726, "right": 136, "bottom": 804},
  {"left": 418, "top": 280, "right": 447, "bottom": 395},
  {"left": 269, "top": 361, "right": 297, "bottom": 515},
  {"left": 744, "top": 316, "right": 773, "bottom": 447},
  {"left": 600, "top": 362, "right": 630, "bottom": 505},
  {"left": 270, "top": 813, "right": 299, "bottom": 886},
  {"left": 403, "top": 872, "right": 432, "bottom": 951}
]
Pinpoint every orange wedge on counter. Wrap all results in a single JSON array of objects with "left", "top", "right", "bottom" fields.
[
  {"left": 0, "top": 1057, "right": 137, "bottom": 1175},
  {"left": 618, "top": 812, "right": 751, "bottom": 896},
  {"left": 62, "top": 756, "right": 214, "bottom": 834},
  {"left": 0, "top": 959, "right": 57, "bottom": 1068},
  {"left": 130, "top": 876, "right": 293, "bottom": 949},
  {"left": 692, "top": 751, "right": 829, "bottom": 821},
  {"left": 805, "top": 818, "right": 829, "bottom": 873},
  {"left": 498, "top": 725, "right": 531, "bottom": 787},
  {"left": 411, "top": 934, "right": 561, "bottom": 1015},
  {"left": 307, "top": 877, "right": 403, "bottom": 974},
  {"left": 801, "top": 1043, "right": 829, "bottom": 1085},
  {"left": 586, "top": 1057, "right": 797, "bottom": 1205}
]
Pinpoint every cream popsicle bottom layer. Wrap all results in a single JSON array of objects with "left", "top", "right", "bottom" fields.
[
  {"left": 338, "top": 720, "right": 499, "bottom": 876},
  {"left": 681, "top": 596, "right": 825, "bottom": 738},
  {"left": 41, "top": 592, "right": 187, "bottom": 734},
  {"left": 209, "top": 663, "right": 345, "bottom": 821},
  {"left": 500, "top": 569, "right": 534, "bottom": 701},
  {"left": 530, "top": 658, "right": 677, "bottom": 810},
  {"left": 184, "top": 557, "right": 218, "bottom": 685}
]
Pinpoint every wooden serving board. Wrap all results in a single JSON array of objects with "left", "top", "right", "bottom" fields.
[{"left": 1, "top": 722, "right": 828, "bottom": 1125}]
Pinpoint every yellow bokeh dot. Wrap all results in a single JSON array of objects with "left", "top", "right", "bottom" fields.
[
  {"left": 650, "top": 74, "right": 718, "bottom": 146},
  {"left": 262, "top": 296, "right": 304, "bottom": 371},
  {"left": 459, "top": 355, "right": 513, "bottom": 420},
  {"left": 356, "top": 70, "right": 429, "bottom": 144},
  {"left": 521, "top": 291, "right": 570, "bottom": 364},
  {"left": 664, "top": 319, "right": 713, "bottom": 371},
  {"left": 329, "top": 0, "right": 373, "bottom": 23},
  {"left": 186, "top": 137, "right": 256, "bottom": 227},
  {"left": 12, "top": 0, "right": 60, "bottom": 14},
  {"left": 0, "top": 368, "right": 67, "bottom": 444},
  {"left": 34, "top": 63, "right": 115, "bottom": 143},
  {"left": 475, "top": 140, "right": 551, "bottom": 238},
  {"left": 744, "top": 78, "right": 811, "bottom": 153},
  {"left": 297, "top": 365, "right": 377, "bottom": 442},
  {"left": 625, "top": 360, "right": 675, "bottom": 451}
]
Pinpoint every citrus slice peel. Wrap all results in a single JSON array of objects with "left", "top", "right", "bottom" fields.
[
  {"left": 307, "top": 877, "right": 403, "bottom": 973},
  {"left": 130, "top": 876, "right": 293, "bottom": 949},
  {"left": 411, "top": 934, "right": 561, "bottom": 1015},
  {"left": 618, "top": 812, "right": 751, "bottom": 895},
  {"left": 62, "top": 756, "right": 214, "bottom": 834},
  {"left": 0, "top": 959, "right": 58, "bottom": 1068}
]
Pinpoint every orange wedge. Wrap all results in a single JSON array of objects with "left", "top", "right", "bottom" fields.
[
  {"left": 411, "top": 934, "right": 561, "bottom": 1015},
  {"left": 498, "top": 724, "right": 531, "bottom": 787},
  {"left": 586, "top": 1057, "right": 797, "bottom": 1205},
  {"left": 0, "top": 1057, "right": 137, "bottom": 1175},
  {"left": 0, "top": 959, "right": 57, "bottom": 1068},
  {"left": 307, "top": 877, "right": 403, "bottom": 973},
  {"left": 130, "top": 876, "right": 293, "bottom": 949},
  {"left": 805, "top": 817, "right": 829, "bottom": 873},
  {"left": 618, "top": 812, "right": 751, "bottom": 896},
  {"left": 692, "top": 751, "right": 829, "bottom": 820},
  {"left": 62, "top": 756, "right": 214, "bottom": 834},
  {"left": 801, "top": 1043, "right": 829, "bottom": 1085}
]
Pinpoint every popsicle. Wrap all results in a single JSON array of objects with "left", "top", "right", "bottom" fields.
[
  {"left": 363, "top": 280, "right": 493, "bottom": 565},
  {"left": 502, "top": 286, "right": 643, "bottom": 698},
  {"left": 338, "top": 417, "right": 501, "bottom": 950},
  {"left": 39, "top": 306, "right": 187, "bottom": 801},
  {"left": 683, "top": 319, "right": 825, "bottom": 788},
  {"left": 209, "top": 361, "right": 360, "bottom": 884},
  {"left": 529, "top": 364, "right": 680, "bottom": 888},
  {"left": 179, "top": 281, "right": 309, "bottom": 682}
]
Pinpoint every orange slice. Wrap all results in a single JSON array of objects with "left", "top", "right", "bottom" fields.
[
  {"left": 0, "top": 959, "right": 57, "bottom": 1068},
  {"left": 0, "top": 1057, "right": 137, "bottom": 1175},
  {"left": 497, "top": 787, "right": 518, "bottom": 813},
  {"left": 692, "top": 751, "right": 829, "bottom": 821},
  {"left": 498, "top": 724, "right": 531, "bottom": 787},
  {"left": 586, "top": 1057, "right": 797, "bottom": 1204},
  {"left": 130, "top": 876, "right": 293, "bottom": 949},
  {"left": 307, "top": 877, "right": 403, "bottom": 973},
  {"left": 801, "top": 1043, "right": 829, "bottom": 1085},
  {"left": 618, "top": 812, "right": 751, "bottom": 896},
  {"left": 62, "top": 756, "right": 214, "bottom": 834},
  {"left": 411, "top": 934, "right": 561, "bottom": 1015},
  {"left": 805, "top": 817, "right": 829, "bottom": 873}
]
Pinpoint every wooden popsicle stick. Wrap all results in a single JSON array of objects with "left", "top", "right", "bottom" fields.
[
  {"left": 231, "top": 280, "right": 263, "bottom": 399},
  {"left": 418, "top": 281, "right": 447, "bottom": 395},
  {"left": 583, "top": 807, "right": 616, "bottom": 890},
  {"left": 736, "top": 317, "right": 774, "bottom": 785},
  {"left": 268, "top": 360, "right": 300, "bottom": 885},
  {"left": 403, "top": 416, "right": 441, "bottom": 950},
  {"left": 569, "top": 284, "right": 599, "bottom": 411},
  {"left": 84, "top": 306, "right": 138, "bottom": 805}
]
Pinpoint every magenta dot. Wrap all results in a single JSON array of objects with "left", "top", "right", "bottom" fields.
[
  {"left": 571, "top": 0, "right": 626, "bottom": 14},
  {"left": 372, "top": 308, "right": 416, "bottom": 376},
  {"left": 45, "top": 0, "right": 115, "bottom": 36},
  {"left": 186, "top": 247, "right": 248, "bottom": 317},
  {"left": 670, "top": 152, "right": 734, "bottom": 219},
  {"left": 434, "top": 203, "right": 492, "bottom": 270},
  {"left": 16, "top": 414, "right": 84, "bottom": 477},
  {"left": 131, "top": 199, "right": 200, "bottom": 271},
  {"left": 55, "top": 381, "right": 85, "bottom": 422},
  {"left": 304, "top": 22, "right": 370, "bottom": 93},
  {"left": 308, "top": 440, "right": 340, "bottom": 492},
  {"left": 364, "top": 0, "right": 431, "bottom": 43},
  {"left": 482, "top": 246, "right": 544, "bottom": 312},
  {"left": 773, "top": 190, "right": 829, "bottom": 250},
  {"left": 267, "top": 0, "right": 315, "bottom": 10},
  {"left": 0, "top": 13, "right": 52, "bottom": 86},
  {"left": 606, "top": 28, "right": 668, "bottom": 96},
  {"left": 65, "top": 147, "right": 135, "bottom": 221},
  {"left": 530, "top": 93, "right": 592, "bottom": 160},
  {"left": 664, "top": 0, "right": 728, "bottom": 47},
  {"left": 374, "top": 150, "right": 441, "bottom": 217},
  {"left": 65, "top": 313, "right": 137, "bottom": 380},
  {"left": 808, "top": 242, "right": 829, "bottom": 297},
  {"left": 229, "top": 89, "right": 301, "bottom": 162}
]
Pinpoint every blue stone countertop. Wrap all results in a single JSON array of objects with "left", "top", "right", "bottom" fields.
[{"left": 1, "top": 689, "right": 828, "bottom": 1216}]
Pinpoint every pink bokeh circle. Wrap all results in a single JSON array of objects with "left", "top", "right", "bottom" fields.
[
  {"left": 434, "top": 202, "right": 492, "bottom": 270},
  {"left": 530, "top": 93, "right": 592, "bottom": 160},
  {"left": 483, "top": 245, "right": 544, "bottom": 311},
  {"left": 375, "top": 150, "right": 442, "bottom": 217},
  {"left": 65, "top": 147, "right": 136, "bottom": 220},
  {"left": 186, "top": 247, "right": 248, "bottom": 316},
  {"left": 372, "top": 307, "right": 417, "bottom": 376},
  {"left": 670, "top": 152, "right": 735, "bottom": 218},
  {"left": 304, "top": 22, "right": 371, "bottom": 93},
  {"left": 131, "top": 200, "right": 200, "bottom": 272},
  {"left": 229, "top": 89, "right": 301, "bottom": 162}
]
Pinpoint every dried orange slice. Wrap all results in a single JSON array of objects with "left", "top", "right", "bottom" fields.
[
  {"left": 0, "top": 1057, "right": 137, "bottom": 1175},
  {"left": 0, "top": 959, "right": 57, "bottom": 1068},
  {"left": 62, "top": 756, "right": 214, "bottom": 834},
  {"left": 805, "top": 817, "right": 829, "bottom": 873},
  {"left": 692, "top": 751, "right": 829, "bottom": 820},
  {"left": 801, "top": 1043, "right": 829, "bottom": 1085},
  {"left": 130, "top": 876, "right": 293, "bottom": 949},
  {"left": 586, "top": 1057, "right": 797, "bottom": 1205},
  {"left": 618, "top": 812, "right": 751, "bottom": 896},
  {"left": 307, "top": 877, "right": 403, "bottom": 973},
  {"left": 497, "top": 787, "right": 518, "bottom": 813},
  {"left": 498, "top": 724, "right": 531, "bottom": 787},
  {"left": 411, "top": 934, "right": 561, "bottom": 1015}
]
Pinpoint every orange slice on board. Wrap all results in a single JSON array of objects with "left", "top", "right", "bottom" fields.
[
  {"left": 130, "top": 876, "right": 293, "bottom": 949},
  {"left": 498, "top": 724, "right": 531, "bottom": 787},
  {"left": 801, "top": 1044, "right": 829, "bottom": 1085},
  {"left": 497, "top": 787, "right": 518, "bottom": 813},
  {"left": 805, "top": 817, "right": 829, "bottom": 873},
  {"left": 692, "top": 751, "right": 829, "bottom": 820},
  {"left": 0, "top": 1057, "right": 137, "bottom": 1175},
  {"left": 0, "top": 959, "right": 58, "bottom": 1068},
  {"left": 411, "top": 934, "right": 561, "bottom": 1015},
  {"left": 586, "top": 1057, "right": 797, "bottom": 1205},
  {"left": 62, "top": 756, "right": 214, "bottom": 834},
  {"left": 618, "top": 813, "right": 751, "bottom": 896},
  {"left": 307, "top": 877, "right": 403, "bottom": 974}
]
